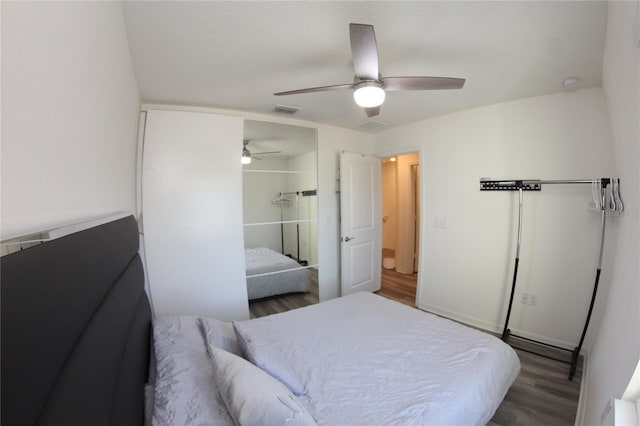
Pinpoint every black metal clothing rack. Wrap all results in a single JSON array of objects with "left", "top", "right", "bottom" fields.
[
  {"left": 480, "top": 178, "right": 617, "bottom": 380},
  {"left": 278, "top": 189, "right": 317, "bottom": 266}
]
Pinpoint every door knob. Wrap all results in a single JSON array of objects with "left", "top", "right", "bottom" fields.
[{"left": 344, "top": 236, "right": 354, "bottom": 242}]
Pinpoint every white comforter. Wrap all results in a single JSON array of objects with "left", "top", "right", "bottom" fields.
[
  {"left": 152, "top": 316, "right": 237, "bottom": 426},
  {"left": 232, "top": 292, "right": 520, "bottom": 426},
  {"left": 245, "top": 247, "right": 311, "bottom": 300}
]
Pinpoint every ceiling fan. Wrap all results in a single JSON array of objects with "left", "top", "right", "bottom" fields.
[
  {"left": 242, "top": 140, "right": 282, "bottom": 164},
  {"left": 274, "top": 23, "right": 465, "bottom": 118}
]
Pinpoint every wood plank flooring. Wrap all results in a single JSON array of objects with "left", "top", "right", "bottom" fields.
[
  {"left": 377, "top": 267, "right": 419, "bottom": 306},
  {"left": 248, "top": 268, "right": 319, "bottom": 319},
  {"left": 491, "top": 345, "right": 582, "bottom": 426},
  {"left": 248, "top": 265, "right": 583, "bottom": 426}
]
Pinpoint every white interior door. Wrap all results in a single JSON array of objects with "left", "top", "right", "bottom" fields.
[{"left": 340, "top": 151, "right": 382, "bottom": 295}]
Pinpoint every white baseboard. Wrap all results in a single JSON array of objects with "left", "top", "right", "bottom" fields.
[
  {"left": 417, "top": 301, "right": 582, "bottom": 352},
  {"left": 417, "top": 302, "right": 503, "bottom": 334}
]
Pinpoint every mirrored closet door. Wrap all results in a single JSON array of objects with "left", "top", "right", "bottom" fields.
[{"left": 242, "top": 120, "right": 318, "bottom": 315}]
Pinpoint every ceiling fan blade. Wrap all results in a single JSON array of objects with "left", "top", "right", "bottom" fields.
[
  {"left": 382, "top": 76, "right": 466, "bottom": 91},
  {"left": 274, "top": 83, "right": 354, "bottom": 96},
  {"left": 365, "top": 106, "right": 380, "bottom": 118},
  {"left": 349, "top": 23, "right": 379, "bottom": 81},
  {"left": 253, "top": 151, "right": 282, "bottom": 155}
]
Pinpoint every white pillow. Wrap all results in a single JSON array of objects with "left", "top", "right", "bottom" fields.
[
  {"left": 200, "top": 317, "right": 241, "bottom": 356},
  {"left": 233, "top": 321, "right": 306, "bottom": 395},
  {"left": 209, "top": 346, "right": 317, "bottom": 426}
]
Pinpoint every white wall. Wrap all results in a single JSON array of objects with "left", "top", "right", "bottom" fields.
[
  {"left": 382, "top": 161, "right": 398, "bottom": 251},
  {"left": 1, "top": 2, "right": 140, "bottom": 238},
  {"left": 584, "top": 2, "right": 640, "bottom": 424},
  {"left": 395, "top": 152, "right": 419, "bottom": 274},
  {"left": 374, "top": 88, "right": 616, "bottom": 349}
]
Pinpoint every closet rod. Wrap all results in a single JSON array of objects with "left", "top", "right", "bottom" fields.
[
  {"left": 480, "top": 178, "right": 613, "bottom": 192},
  {"left": 529, "top": 179, "right": 605, "bottom": 185},
  {"left": 279, "top": 189, "right": 317, "bottom": 196},
  {"left": 482, "top": 179, "right": 605, "bottom": 184},
  {"left": 480, "top": 178, "right": 611, "bottom": 186}
]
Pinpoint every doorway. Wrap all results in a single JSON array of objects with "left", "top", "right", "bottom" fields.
[{"left": 379, "top": 152, "right": 420, "bottom": 306}]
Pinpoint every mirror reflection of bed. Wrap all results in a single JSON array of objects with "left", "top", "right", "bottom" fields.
[
  {"left": 242, "top": 120, "right": 319, "bottom": 318},
  {"left": 248, "top": 266, "right": 318, "bottom": 318}
]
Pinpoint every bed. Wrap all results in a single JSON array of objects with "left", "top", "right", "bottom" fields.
[
  {"left": 245, "top": 246, "right": 312, "bottom": 300},
  {"left": 154, "top": 294, "right": 521, "bottom": 426},
  {"left": 1, "top": 215, "right": 520, "bottom": 426}
]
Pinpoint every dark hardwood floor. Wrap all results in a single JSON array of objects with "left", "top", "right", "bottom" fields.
[
  {"left": 248, "top": 268, "right": 319, "bottom": 319},
  {"left": 249, "top": 263, "right": 583, "bottom": 425},
  {"left": 491, "top": 344, "right": 582, "bottom": 426}
]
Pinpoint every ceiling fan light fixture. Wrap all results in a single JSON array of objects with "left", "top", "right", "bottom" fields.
[
  {"left": 241, "top": 147, "right": 252, "bottom": 164},
  {"left": 274, "top": 24, "right": 465, "bottom": 118},
  {"left": 353, "top": 82, "right": 385, "bottom": 108}
]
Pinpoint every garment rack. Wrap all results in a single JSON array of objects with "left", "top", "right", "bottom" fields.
[
  {"left": 275, "top": 190, "right": 317, "bottom": 265},
  {"left": 480, "top": 178, "right": 621, "bottom": 380}
]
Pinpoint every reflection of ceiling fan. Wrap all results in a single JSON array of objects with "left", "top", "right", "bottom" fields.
[
  {"left": 275, "top": 23, "right": 465, "bottom": 118},
  {"left": 241, "top": 140, "right": 282, "bottom": 164}
]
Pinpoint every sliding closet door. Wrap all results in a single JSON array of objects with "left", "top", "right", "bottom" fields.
[{"left": 142, "top": 109, "right": 249, "bottom": 320}]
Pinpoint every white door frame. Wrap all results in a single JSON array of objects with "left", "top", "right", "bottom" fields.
[
  {"left": 377, "top": 146, "right": 424, "bottom": 305},
  {"left": 410, "top": 162, "right": 421, "bottom": 273}
]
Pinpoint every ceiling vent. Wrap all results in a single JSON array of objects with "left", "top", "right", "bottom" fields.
[
  {"left": 360, "top": 120, "right": 387, "bottom": 130},
  {"left": 273, "top": 104, "right": 300, "bottom": 114}
]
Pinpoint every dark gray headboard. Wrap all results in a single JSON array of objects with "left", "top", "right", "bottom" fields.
[{"left": 1, "top": 215, "right": 151, "bottom": 426}]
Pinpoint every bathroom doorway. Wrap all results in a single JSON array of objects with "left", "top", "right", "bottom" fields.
[{"left": 379, "top": 152, "right": 420, "bottom": 306}]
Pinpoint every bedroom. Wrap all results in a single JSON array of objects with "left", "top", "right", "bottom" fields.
[{"left": 1, "top": 1, "right": 638, "bottom": 425}]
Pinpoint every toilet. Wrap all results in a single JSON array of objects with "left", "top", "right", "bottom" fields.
[{"left": 383, "top": 257, "right": 395, "bottom": 270}]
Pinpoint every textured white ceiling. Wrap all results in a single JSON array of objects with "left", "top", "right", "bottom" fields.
[
  {"left": 244, "top": 120, "right": 316, "bottom": 158},
  {"left": 122, "top": 1, "right": 607, "bottom": 132}
]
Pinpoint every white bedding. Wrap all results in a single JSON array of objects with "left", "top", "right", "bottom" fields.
[
  {"left": 245, "top": 247, "right": 311, "bottom": 300},
  {"left": 151, "top": 316, "right": 236, "bottom": 426},
  {"left": 151, "top": 315, "right": 317, "bottom": 426},
  {"left": 152, "top": 293, "right": 520, "bottom": 426},
  {"left": 232, "top": 292, "right": 521, "bottom": 426}
]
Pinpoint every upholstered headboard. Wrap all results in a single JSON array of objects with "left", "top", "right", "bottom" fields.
[{"left": 1, "top": 215, "right": 151, "bottom": 426}]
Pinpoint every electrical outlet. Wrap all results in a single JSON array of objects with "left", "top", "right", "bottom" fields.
[
  {"left": 434, "top": 218, "right": 448, "bottom": 229},
  {"left": 520, "top": 292, "right": 537, "bottom": 306}
]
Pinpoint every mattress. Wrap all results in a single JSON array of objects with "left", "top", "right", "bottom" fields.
[
  {"left": 232, "top": 292, "right": 521, "bottom": 426},
  {"left": 245, "top": 247, "right": 311, "bottom": 300}
]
